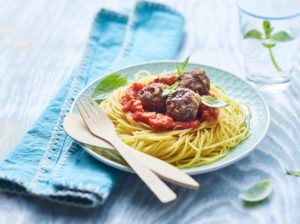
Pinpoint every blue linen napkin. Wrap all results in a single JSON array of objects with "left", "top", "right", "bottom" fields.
[{"left": 0, "top": 1, "right": 184, "bottom": 207}]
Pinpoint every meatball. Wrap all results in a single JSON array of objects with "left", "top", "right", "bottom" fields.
[
  {"left": 137, "top": 82, "right": 167, "bottom": 112},
  {"left": 178, "top": 69, "right": 210, "bottom": 95},
  {"left": 166, "top": 87, "right": 200, "bottom": 121}
]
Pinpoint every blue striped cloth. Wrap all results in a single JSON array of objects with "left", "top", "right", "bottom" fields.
[{"left": 0, "top": 1, "right": 184, "bottom": 207}]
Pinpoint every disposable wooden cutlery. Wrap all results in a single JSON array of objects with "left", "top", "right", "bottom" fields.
[
  {"left": 63, "top": 113, "right": 199, "bottom": 189},
  {"left": 75, "top": 96, "right": 177, "bottom": 203}
]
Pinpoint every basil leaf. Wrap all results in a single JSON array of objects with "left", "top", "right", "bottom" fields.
[
  {"left": 239, "top": 179, "right": 273, "bottom": 202},
  {"left": 92, "top": 74, "right": 128, "bottom": 103},
  {"left": 270, "top": 31, "right": 294, "bottom": 42},
  {"left": 244, "top": 30, "right": 263, "bottom": 40},
  {"left": 177, "top": 56, "right": 190, "bottom": 74},
  {"left": 162, "top": 82, "right": 178, "bottom": 98},
  {"left": 262, "top": 43, "right": 276, "bottom": 48},
  {"left": 201, "top": 96, "right": 228, "bottom": 108},
  {"left": 285, "top": 169, "right": 300, "bottom": 177},
  {"left": 263, "top": 20, "right": 273, "bottom": 38}
]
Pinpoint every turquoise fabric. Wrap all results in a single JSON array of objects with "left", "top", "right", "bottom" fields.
[{"left": 0, "top": 1, "right": 184, "bottom": 207}]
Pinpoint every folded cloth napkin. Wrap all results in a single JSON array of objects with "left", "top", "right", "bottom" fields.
[{"left": 0, "top": 1, "right": 184, "bottom": 207}]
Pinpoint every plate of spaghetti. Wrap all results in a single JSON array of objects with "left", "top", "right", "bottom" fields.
[{"left": 71, "top": 60, "right": 270, "bottom": 175}]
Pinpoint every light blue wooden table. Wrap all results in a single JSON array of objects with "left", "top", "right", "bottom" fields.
[{"left": 1, "top": 0, "right": 300, "bottom": 223}]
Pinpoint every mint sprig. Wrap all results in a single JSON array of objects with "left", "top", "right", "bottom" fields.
[
  {"left": 244, "top": 20, "right": 294, "bottom": 72},
  {"left": 162, "top": 82, "right": 178, "bottom": 98}
]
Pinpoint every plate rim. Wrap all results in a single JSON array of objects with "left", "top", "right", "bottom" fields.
[{"left": 70, "top": 60, "right": 270, "bottom": 175}]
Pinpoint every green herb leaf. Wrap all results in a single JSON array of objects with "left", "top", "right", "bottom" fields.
[
  {"left": 176, "top": 65, "right": 181, "bottom": 75},
  {"left": 239, "top": 179, "right": 273, "bottom": 202},
  {"left": 262, "top": 43, "right": 276, "bottom": 48},
  {"left": 263, "top": 20, "right": 274, "bottom": 38},
  {"left": 92, "top": 74, "right": 128, "bottom": 103},
  {"left": 285, "top": 168, "right": 300, "bottom": 177},
  {"left": 177, "top": 56, "right": 190, "bottom": 74},
  {"left": 181, "top": 56, "right": 190, "bottom": 72},
  {"left": 244, "top": 30, "right": 263, "bottom": 40},
  {"left": 201, "top": 96, "right": 228, "bottom": 108},
  {"left": 270, "top": 31, "right": 294, "bottom": 42},
  {"left": 162, "top": 82, "right": 178, "bottom": 98}
]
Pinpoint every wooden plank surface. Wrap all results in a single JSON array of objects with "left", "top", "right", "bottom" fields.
[{"left": 1, "top": 0, "right": 300, "bottom": 223}]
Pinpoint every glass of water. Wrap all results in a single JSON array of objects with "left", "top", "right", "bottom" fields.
[{"left": 237, "top": 0, "right": 300, "bottom": 91}]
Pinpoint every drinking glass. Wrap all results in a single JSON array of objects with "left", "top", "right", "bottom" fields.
[{"left": 237, "top": 0, "right": 300, "bottom": 91}]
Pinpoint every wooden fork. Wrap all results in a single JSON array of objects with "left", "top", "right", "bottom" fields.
[
  {"left": 63, "top": 113, "right": 199, "bottom": 189},
  {"left": 75, "top": 96, "right": 177, "bottom": 203}
]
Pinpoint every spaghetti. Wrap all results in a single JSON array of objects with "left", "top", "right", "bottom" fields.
[{"left": 100, "top": 70, "right": 251, "bottom": 168}]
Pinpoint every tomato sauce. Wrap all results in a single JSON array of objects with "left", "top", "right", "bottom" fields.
[{"left": 120, "top": 76, "right": 218, "bottom": 131}]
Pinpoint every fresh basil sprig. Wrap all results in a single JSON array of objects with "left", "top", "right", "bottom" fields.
[
  {"left": 92, "top": 74, "right": 128, "bottom": 103},
  {"left": 176, "top": 56, "right": 190, "bottom": 75},
  {"left": 239, "top": 179, "right": 273, "bottom": 203},
  {"left": 244, "top": 20, "right": 294, "bottom": 72},
  {"left": 285, "top": 168, "right": 300, "bottom": 177},
  {"left": 200, "top": 96, "right": 228, "bottom": 108},
  {"left": 162, "top": 82, "right": 178, "bottom": 98}
]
